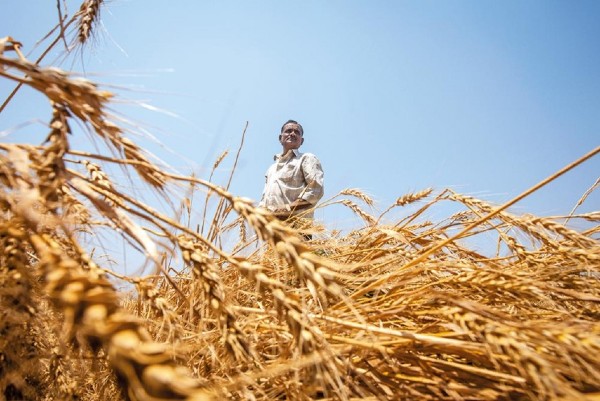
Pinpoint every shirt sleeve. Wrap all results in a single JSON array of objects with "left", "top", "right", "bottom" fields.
[
  {"left": 300, "top": 154, "right": 324, "bottom": 205},
  {"left": 258, "top": 171, "right": 268, "bottom": 207}
]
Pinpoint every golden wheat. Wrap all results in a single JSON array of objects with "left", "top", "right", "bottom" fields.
[{"left": 1, "top": 7, "right": 600, "bottom": 401}]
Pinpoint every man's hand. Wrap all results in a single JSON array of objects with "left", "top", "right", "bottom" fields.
[
  {"left": 272, "top": 209, "right": 291, "bottom": 219},
  {"left": 271, "top": 199, "right": 312, "bottom": 219},
  {"left": 288, "top": 199, "right": 312, "bottom": 210}
]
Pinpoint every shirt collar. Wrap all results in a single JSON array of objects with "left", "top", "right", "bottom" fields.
[{"left": 274, "top": 149, "right": 301, "bottom": 161}]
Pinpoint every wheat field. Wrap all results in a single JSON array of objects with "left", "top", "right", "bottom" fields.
[{"left": 1, "top": 2, "right": 600, "bottom": 401}]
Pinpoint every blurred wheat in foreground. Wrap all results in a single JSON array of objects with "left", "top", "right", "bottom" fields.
[{"left": 1, "top": 15, "right": 600, "bottom": 401}]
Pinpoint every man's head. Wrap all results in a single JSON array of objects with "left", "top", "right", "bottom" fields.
[{"left": 279, "top": 120, "right": 304, "bottom": 153}]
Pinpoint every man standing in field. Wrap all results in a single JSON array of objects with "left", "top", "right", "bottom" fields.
[{"left": 259, "top": 120, "right": 324, "bottom": 237}]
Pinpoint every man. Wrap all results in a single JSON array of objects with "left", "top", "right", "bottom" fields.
[{"left": 259, "top": 120, "right": 324, "bottom": 231}]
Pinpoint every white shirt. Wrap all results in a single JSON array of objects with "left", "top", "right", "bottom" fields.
[{"left": 259, "top": 149, "right": 324, "bottom": 218}]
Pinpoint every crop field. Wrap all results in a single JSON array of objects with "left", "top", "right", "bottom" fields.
[{"left": 1, "top": 2, "right": 599, "bottom": 400}]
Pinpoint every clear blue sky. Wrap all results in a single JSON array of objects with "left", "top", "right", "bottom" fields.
[{"left": 2, "top": 1, "right": 599, "bottom": 232}]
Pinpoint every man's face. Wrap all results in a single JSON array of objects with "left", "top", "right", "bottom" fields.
[{"left": 279, "top": 123, "right": 304, "bottom": 152}]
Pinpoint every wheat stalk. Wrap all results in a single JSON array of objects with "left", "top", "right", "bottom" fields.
[{"left": 76, "top": 0, "right": 104, "bottom": 45}]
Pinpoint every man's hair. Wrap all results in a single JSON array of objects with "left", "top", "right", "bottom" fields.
[{"left": 281, "top": 119, "right": 304, "bottom": 135}]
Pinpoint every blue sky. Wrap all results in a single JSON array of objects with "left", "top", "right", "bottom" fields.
[{"left": 2, "top": 1, "right": 599, "bottom": 233}]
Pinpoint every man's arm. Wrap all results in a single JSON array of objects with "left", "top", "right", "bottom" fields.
[
  {"left": 299, "top": 153, "right": 324, "bottom": 205},
  {"left": 258, "top": 166, "right": 273, "bottom": 208}
]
